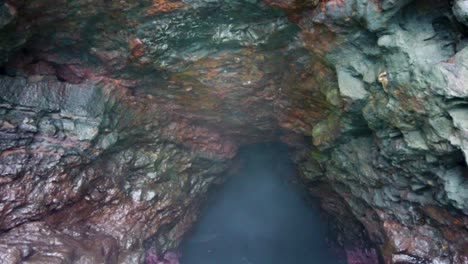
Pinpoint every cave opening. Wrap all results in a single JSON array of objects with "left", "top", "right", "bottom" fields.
[{"left": 179, "top": 143, "right": 347, "bottom": 264}]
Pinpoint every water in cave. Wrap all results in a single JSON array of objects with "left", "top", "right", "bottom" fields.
[{"left": 180, "top": 144, "right": 346, "bottom": 264}]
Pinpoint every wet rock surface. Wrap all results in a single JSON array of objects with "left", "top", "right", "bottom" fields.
[
  {"left": 293, "top": 0, "right": 468, "bottom": 262},
  {"left": 0, "top": 74, "right": 233, "bottom": 262},
  {"left": 0, "top": 0, "right": 467, "bottom": 263}
]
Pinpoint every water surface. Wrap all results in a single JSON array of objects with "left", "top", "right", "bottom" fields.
[{"left": 180, "top": 144, "right": 346, "bottom": 264}]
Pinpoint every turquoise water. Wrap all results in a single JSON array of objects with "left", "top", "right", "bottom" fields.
[{"left": 180, "top": 144, "right": 346, "bottom": 264}]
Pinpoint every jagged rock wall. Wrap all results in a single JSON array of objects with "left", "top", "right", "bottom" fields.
[
  {"left": 0, "top": 1, "right": 310, "bottom": 262},
  {"left": 293, "top": 0, "right": 468, "bottom": 262},
  {"left": 0, "top": 75, "right": 234, "bottom": 262},
  {"left": 0, "top": 0, "right": 467, "bottom": 263}
]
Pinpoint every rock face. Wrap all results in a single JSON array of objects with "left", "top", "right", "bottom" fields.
[
  {"left": 0, "top": 75, "right": 233, "bottom": 263},
  {"left": 0, "top": 0, "right": 467, "bottom": 263},
  {"left": 292, "top": 1, "right": 468, "bottom": 263}
]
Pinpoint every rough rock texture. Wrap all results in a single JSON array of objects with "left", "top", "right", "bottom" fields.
[
  {"left": 292, "top": 0, "right": 468, "bottom": 262},
  {"left": 0, "top": 74, "right": 233, "bottom": 263},
  {"left": 454, "top": 0, "right": 468, "bottom": 27},
  {"left": 0, "top": 0, "right": 467, "bottom": 263},
  {"left": 0, "top": 1, "right": 322, "bottom": 262}
]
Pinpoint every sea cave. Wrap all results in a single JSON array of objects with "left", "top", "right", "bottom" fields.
[{"left": 0, "top": 0, "right": 467, "bottom": 263}]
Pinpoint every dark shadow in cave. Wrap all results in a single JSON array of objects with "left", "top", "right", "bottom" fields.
[{"left": 180, "top": 143, "right": 346, "bottom": 264}]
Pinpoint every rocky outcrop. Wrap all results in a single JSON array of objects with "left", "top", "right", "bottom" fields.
[
  {"left": 0, "top": 0, "right": 467, "bottom": 263},
  {"left": 454, "top": 0, "right": 468, "bottom": 27},
  {"left": 293, "top": 0, "right": 468, "bottom": 262},
  {"left": 0, "top": 75, "right": 234, "bottom": 262}
]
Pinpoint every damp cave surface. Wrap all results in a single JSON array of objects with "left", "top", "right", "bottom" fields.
[{"left": 180, "top": 144, "right": 346, "bottom": 264}]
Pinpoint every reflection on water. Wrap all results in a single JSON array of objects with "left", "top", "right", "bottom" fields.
[{"left": 180, "top": 144, "right": 346, "bottom": 264}]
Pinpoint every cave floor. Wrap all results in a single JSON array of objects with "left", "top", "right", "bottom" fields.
[{"left": 180, "top": 144, "right": 347, "bottom": 264}]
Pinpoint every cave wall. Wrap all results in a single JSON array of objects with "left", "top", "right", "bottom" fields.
[
  {"left": 0, "top": 74, "right": 235, "bottom": 262},
  {"left": 0, "top": 0, "right": 467, "bottom": 263},
  {"left": 0, "top": 1, "right": 317, "bottom": 262},
  {"left": 292, "top": 0, "right": 468, "bottom": 262}
]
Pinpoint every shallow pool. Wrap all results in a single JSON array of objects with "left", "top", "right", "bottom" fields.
[{"left": 180, "top": 144, "right": 346, "bottom": 264}]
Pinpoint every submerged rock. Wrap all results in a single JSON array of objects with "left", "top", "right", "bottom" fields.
[{"left": 146, "top": 249, "right": 179, "bottom": 264}]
